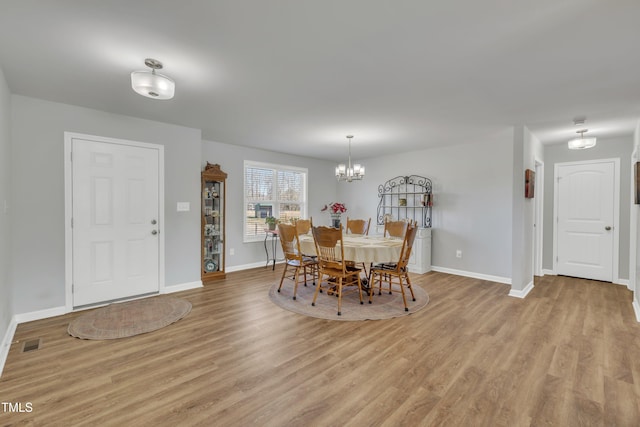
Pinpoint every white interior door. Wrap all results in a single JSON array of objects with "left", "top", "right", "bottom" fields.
[
  {"left": 72, "top": 137, "right": 160, "bottom": 307},
  {"left": 555, "top": 160, "right": 616, "bottom": 282}
]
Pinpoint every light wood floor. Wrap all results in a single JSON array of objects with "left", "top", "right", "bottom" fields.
[{"left": 2, "top": 269, "right": 640, "bottom": 426}]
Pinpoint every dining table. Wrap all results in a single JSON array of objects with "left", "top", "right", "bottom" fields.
[{"left": 297, "top": 234, "right": 403, "bottom": 264}]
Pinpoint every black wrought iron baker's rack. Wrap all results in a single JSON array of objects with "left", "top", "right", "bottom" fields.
[{"left": 377, "top": 175, "right": 432, "bottom": 228}]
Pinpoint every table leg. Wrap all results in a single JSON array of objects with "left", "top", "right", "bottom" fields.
[
  {"left": 264, "top": 232, "right": 278, "bottom": 270},
  {"left": 271, "top": 234, "right": 277, "bottom": 270}
]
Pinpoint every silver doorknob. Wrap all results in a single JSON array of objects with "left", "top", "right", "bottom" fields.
[
  {"left": 151, "top": 230, "right": 158, "bottom": 235},
  {"left": 605, "top": 226, "right": 611, "bottom": 231},
  {"left": 151, "top": 219, "right": 157, "bottom": 225}
]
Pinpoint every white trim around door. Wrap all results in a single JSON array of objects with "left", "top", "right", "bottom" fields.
[
  {"left": 64, "top": 132, "right": 165, "bottom": 311},
  {"left": 552, "top": 158, "right": 620, "bottom": 283},
  {"left": 534, "top": 159, "right": 544, "bottom": 277}
]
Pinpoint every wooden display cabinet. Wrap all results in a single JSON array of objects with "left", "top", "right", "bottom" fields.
[{"left": 201, "top": 162, "right": 227, "bottom": 282}]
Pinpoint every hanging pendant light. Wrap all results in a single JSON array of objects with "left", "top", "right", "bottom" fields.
[
  {"left": 335, "top": 135, "right": 365, "bottom": 182},
  {"left": 131, "top": 58, "right": 175, "bottom": 100},
  {"left": 568, "top": 129, "right": 596, "bottom": 150}
]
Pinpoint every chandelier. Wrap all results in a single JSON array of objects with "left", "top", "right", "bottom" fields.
[{"left": 335, "top": 135, "right": 365, "bottom": 182}]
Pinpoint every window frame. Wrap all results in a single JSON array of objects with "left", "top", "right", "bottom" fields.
[{"left": 243, "top": 160, "right": 308, "bottom": 243}]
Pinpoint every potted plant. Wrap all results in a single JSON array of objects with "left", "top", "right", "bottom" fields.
[{"left": 265, "top": 216, "right": 279, "bottom": 230}]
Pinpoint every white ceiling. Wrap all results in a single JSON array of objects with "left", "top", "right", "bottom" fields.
[{"left": 1, "top": 0, "right": 639, "bottom": 162}]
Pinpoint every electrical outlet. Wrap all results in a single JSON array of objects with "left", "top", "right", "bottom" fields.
[
  {"left": 229, "top": 248, "right": 235, "bottom": 256},
  {"left": 456, "top": 250, "right": 462, "bottom": 258}
]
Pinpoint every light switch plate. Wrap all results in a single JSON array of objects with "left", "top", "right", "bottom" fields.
[{"left": 176, "top": 202, "right": 190, "bottom": 212}]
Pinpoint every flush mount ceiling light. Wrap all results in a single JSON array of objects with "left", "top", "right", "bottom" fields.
[
  {"left": 335, "top": 135, "right": 365, "bottom": 182},
  {"left": 568, "top": 129, "right": 596, "bottom": 150},
  {"left": 131, "top": 58, "right": 175, "bottom": 100}
]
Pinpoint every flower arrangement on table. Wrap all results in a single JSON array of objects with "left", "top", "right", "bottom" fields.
[
  {"left": 321, "top": 202, "right": 347, "bottom": 228},
  {"left": 322, "top": 202, "right": 347, "bottom": 214}
]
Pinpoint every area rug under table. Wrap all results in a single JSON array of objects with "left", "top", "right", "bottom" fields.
[
  {"left": 68, "top": 296, "right": 192, "bottom": 340},
  {"left": 269, "top": 280, "right": 429, "bottom": 321}
]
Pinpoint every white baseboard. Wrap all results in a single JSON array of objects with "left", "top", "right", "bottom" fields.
[
  {"left": 542, "top": 269, "right": 555, "bottom": 276},
  {"left": 0, "top": 318, "right": 18, "bottom": 379},
  {"left": 633, "top": 300, "right": 640, "bottom": 323},
  {"left": 162, "top": 280, "right": 202, "bottom": 293},
  {"left": 226, "top": 260, "right": 283, "bottom": 273},
  {"left": 14, "top": 306, "right": 67, "bottom": 324},
  {"left": 509, "top": 281, "right": 534, "bottom": 299},
  {"left": 615, "top": 278, "right": 630, "bottom": 290},
  {"left": 431, "top": 266, "right": 511, "bottom": 285}
]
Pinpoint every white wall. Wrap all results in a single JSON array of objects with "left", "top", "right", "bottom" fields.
[
  {"left": 633, "top": 122, "right": 640, "bottom": 313},
  {"left": 201, "top": 140, "right": 337, "bottom": 269},
  {"left": 542, "top": 136, "right": 634, "bottom": 281},
  {"left": 10, "top": 95, "right": 202, "bottom": 314},
  {"left": 0, "top": 67, "right": 13, "bottom": 347},
  {"left": 336, "top": 130, "right": 514, "bottom": 281},
  {"left": 510, "top": 126, "right": 543, "bottom": 293}
]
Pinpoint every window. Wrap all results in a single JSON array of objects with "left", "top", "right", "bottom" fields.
[{"left": 244, "top": 160, "right": 308, "bottom": 242}]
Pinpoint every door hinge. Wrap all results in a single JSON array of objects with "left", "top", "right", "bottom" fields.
[
  {"left": 71, "top": 217, "right": 73, "bottom": 228},
  {"left": 70, "top": 151, "right": 73, "bottom": 161},
  {"left": 556, "top": 256, "right": 558, "bottom": 262}
]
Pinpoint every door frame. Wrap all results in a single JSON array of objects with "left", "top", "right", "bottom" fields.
[
  {"left": 533, "top": 159, "right": 544, "bottom": 277},
  {"left": 552, "top": 158, "right": 620, "bottom": 282},
  {"left": 64, "top": 132, "right": 165, "bottom": 311}
]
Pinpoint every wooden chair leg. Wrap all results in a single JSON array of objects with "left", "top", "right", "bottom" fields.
[
  {"left": 292, "top": 267, "right": 301, "bottom": 300},
  {"left": 405, "top": 274, "right": 416, "bottom": 301},
  {"left": 277, "top": 263, "right": 289, "bottom": 293},
  {"left": 368, "top": 271, "right": 375, "bottom": 304},
  {"left": 337, "top": 278, "right": 343, "bottom": 316},
  {"left": 311, "top": 269, "right": 325, "bottom": 306},
  {"left": 398, "top": 275, "right": 409, "bottom": 311}
]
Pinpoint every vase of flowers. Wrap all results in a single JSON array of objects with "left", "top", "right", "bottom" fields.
[{"left": 322, "top": 202, "right": 347, "bottom": 228}]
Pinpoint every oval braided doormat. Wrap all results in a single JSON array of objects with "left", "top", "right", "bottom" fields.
[{"left": 68, "top": 296, "right": 192, "bottom": 340}]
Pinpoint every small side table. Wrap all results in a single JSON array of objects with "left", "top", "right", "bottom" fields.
[{"left": 264, "top": 228, "right": 279, "bottom": 270}]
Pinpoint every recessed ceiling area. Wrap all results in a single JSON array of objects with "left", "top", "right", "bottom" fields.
[{"left": 1, "top": 1, "right": 639, "bottom": 162}]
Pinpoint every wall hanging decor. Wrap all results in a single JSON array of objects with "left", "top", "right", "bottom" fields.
[
  {"left": 635, "top": 162, "right": 640, "bottom": 204},
  {"left": 525, "top": 169, "right": 535, "bottom": 198}
]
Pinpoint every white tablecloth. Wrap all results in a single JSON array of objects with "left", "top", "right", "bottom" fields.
[{"left": 298, "top": 234, "right": 402, "bottom": 264}]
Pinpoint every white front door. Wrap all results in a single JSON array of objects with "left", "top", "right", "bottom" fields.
[
  {"left": 71, "top": 137, "right": 161, "bottom": 307},
  {"left": 555, "top": 160, "right": 617, "bottom": 282}
]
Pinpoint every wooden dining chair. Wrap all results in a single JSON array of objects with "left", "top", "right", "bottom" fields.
[
  {"left": 277, "top": 223, "right": 318, "bottom": 300},
  {"left": 344, "top": 217, "right": 371, "bottom": 276},
  {"left": 369, "top": 223, "right": 418, "bottom": 311},
  {"left": 295, "top": 217, "right": 317, "bottom": 272},
  {"left": 345, "top": 217, "right": 371, "bottom": 235},
  {"left": 384, "top": 219, "right": 408, "bottom": 239},
  {"left": 295, "top": 217, "right": 313, "bottom": 236},
  {"left": 311, "top": 225, "right": 364, "bottom": 316},
  {"left": 371, "top": 219, "right": 411, "bottom": 273}
]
